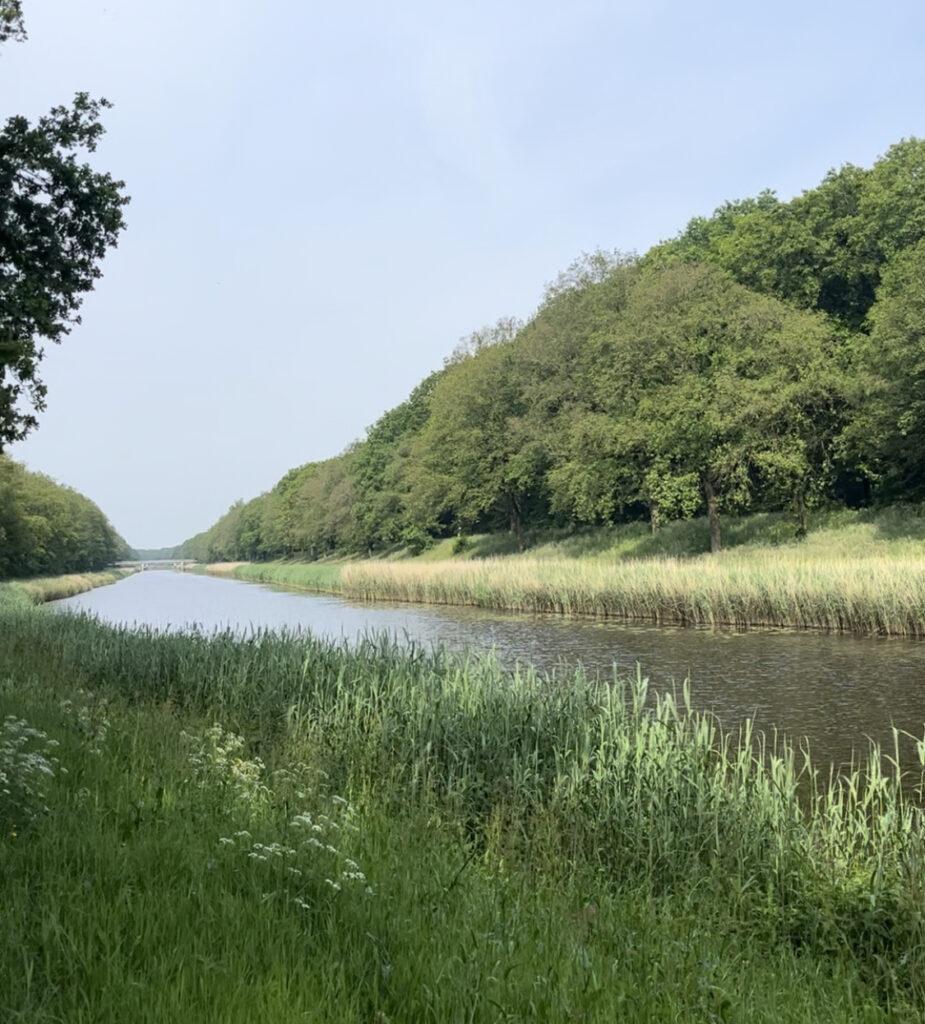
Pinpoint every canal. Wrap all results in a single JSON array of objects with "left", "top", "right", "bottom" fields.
[{"left": 53, "top": 568, "right": 925, "bottom": 773}]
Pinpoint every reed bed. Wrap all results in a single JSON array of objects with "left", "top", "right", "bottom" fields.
[
  {"left": 333, "top": 551, "right": 925, "bottom": 635},
  {"left": 0, "top": 567, "right": 133, "bottom": 606},
  {"left": 3, "top": 594, "right": 925, "bottom": 1018},
  {"left": 203, "top": 515, "right": 925, "bottom": 635}
]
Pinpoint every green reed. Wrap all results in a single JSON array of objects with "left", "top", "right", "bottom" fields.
[
  {"left": 0, "top": 567, "right": 132, "bottom": 607},
  {"left": 204, "top": 543, "right": 925, "bottom": 636},
  {"left": 3, "top": 598, "right": 925, "bottom": 1019},
  {"left": 329, "top": 552, "right": 925, "bottom": 636}
]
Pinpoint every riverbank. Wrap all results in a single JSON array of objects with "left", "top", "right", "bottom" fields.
[
  {"left": 2, "top": 592, "right": 925, "bottom": 1020},
  {"left": 0, "top": 566, "right": 135, "bottom": 608},
  {"left": 203, "top": 508, "right": 925, "bottom": 635}
]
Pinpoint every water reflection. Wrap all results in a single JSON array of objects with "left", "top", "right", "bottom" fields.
[{"left": 53, "top": 570, "right": 925, "bottom": 772}]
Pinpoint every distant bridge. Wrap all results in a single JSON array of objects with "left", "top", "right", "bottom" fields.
[{"left": 117, "top": 560, "right": 198, "bottom": 572}]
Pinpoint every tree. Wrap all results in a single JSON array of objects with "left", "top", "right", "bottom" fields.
[
  {"left": 0, "top": 455, "right": 127, "bottom": 578},
  {"left": 444, "top": 316, "right": 523, "bottom": 365},
  {"left": 0, "top": 3, "right": 24, "bottom": 45},
  {"left": 651, "top": 141, "right": 925, "bottom": 334},
  {"left": 349, "top": 371, "right": 442, "bottom": 552},
  {"left": 407, "top": 344, "right": 547, "bottom": 550},
  {"left": 590, "top": 263, "right": 839, "bottom": 551},
  {"left": 1, "top": 11, "right": 129, "bottom": 448},
  {"left": 847, "top": 240, "right": 925, "bottom": 498}
]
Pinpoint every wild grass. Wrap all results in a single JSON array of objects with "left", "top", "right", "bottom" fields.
[
  {"left": 0, "top": 567, "right": 133, "bottom": 607},
  {"left": 0, "top": 565, "right": 134, "bottom": 602},
  {"left": 335, "top": 550, "right": 925, "bottom": 635},
  {"left": 388, "top": 505, "right": 925, "bottom": 563},
  {"left": 205, "top": 560, "right": 342, "bottom": 593},
  {"left": 203, "top": 506, "right": 925, "bottom": 635},
  {"left": 3, "top": 593, "right": 925, "bottom": 1019}
]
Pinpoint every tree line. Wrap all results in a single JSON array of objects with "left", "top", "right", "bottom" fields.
[
  {"left": 178, "top": 139, "right": 925, "bottom": 561},
  {"left": 0, "top": 456, "right": 129, "bottom": 578}
]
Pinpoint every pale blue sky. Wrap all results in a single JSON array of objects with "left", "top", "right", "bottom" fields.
[{"left": 3, "top": 0, "right": 924, "bottom": 547}]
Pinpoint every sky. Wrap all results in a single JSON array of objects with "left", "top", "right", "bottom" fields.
[{"left": 3, "top": 0, "right": 925, "bottom": 548}]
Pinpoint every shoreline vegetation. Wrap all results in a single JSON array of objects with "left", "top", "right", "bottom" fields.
[
  {"left": 176, "top": 141, "right": 925, "bottom": 591},
  {"left": 0, "top": 566, "right": 134, "bottom": 606},
  {"left": 202, "top": 505, "right": 925, "bottom": 637},
  {"left": 3, "top": 582, "right": 925, "bottom": 1018}
]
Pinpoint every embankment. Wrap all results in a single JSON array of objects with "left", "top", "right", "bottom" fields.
[
  {"left": 3, "top": 596, "right": 925, "bottom": 1018},
  {"left": 203, "top": 547, "right": 925, "bottom": 636},
  {"left": 0, "top": 567, "right": 135, "bottom": 607}
]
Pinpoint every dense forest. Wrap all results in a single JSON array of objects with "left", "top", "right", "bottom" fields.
[
  {"left": 0, "top": 456, "right": 129, "bottom": 578},
  {"left": 178, "top": 139, "right": 925, "bottom": 562}
]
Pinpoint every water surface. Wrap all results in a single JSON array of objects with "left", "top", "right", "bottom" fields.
[{"left": 54, "top": 570, "right": 925, "bottom": 772}]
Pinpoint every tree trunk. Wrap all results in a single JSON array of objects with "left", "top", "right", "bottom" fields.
[
  {"left": 794, "top": 488, "right": 808, "bottom": 538},
  {"left": 701, "top": 475, "right": 722, "bottom": 553},
  {"left": 648, "top": 501, "right": 662, "bottom": 535},
  {"left": 508, "top": 498, "right": 526, "bottom": 553}
]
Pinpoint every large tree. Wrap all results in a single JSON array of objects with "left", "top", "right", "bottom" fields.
[
  {"left": 653, "top": 140, "right": 925, "bottom": 332},
  {"left": 0, "top": 9, "right": 129, "bottom": 448},
  {"left": 0, "top": 454, "right": 128, "bottom": 577},
  {"left": 407, "top": 341, "right": 547, "bottom": 550},
  {"left": 847, "top": 240, "right": 925, "bottom": 498},
  {"left": 589, "top": 263, "right": 840, "bottom": 550}
]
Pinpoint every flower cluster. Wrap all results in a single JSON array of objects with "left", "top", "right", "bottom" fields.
[
  {"left": 58, "top": 688, "right": 111, "bottom": 755},
  {"left": 181, "top": 724, "right": 269, "bottom": 808},
  {"left": 289, "top": 797, "right": 372, "bottom": 895},
  {"left": 0, "top": 714, "right": 63, "bottom": 834},
  {"left": 216, "top": 794, "right": 373, "bottom": 908}
]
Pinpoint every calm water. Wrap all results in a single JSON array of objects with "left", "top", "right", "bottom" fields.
[{"left": 53, "top": 569, "right": 925, "bottom": 772}]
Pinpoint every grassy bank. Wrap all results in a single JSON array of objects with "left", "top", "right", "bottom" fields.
[
  {"left": 0, "top": 566, "right": 134, "bottom": 607},
  {"left": 3, "top": 592, "right": 925, "bottom": 1019},
  {"left": 205, "top": 560, "right": 342, "bottom": 593},
  {"left": 203, "top": 506, "right": 925, "bottom": 635}
]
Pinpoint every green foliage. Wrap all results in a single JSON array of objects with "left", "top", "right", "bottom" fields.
[
  {"left": 0, "top": 455, "right": 128, "bottom": 578},
  {"left": 4, "top": 603, "right": 925, "bottom": 1018},
  {"left": 595, "top": 263, "right": 840, "bottom": 548},
  {"left": 348, "top": 370, "right": 442, "bottom": 552},
  {"left": 847, "top": 240, "right": 925, "bottom": 498},
  {"left": 0, "top": 1, "right": 24, "bottom": 44},
  {"left": 0, "top": 91, "right": 129, "bottom": 447},
  {"left": 655, "top": 139, "right": 925, "bottom": 331},
  {"left": 0, "top": 6, "right": 129, "bottom": 446},
  {"left": 406, "top": 342, "right": 548, "bottom": 548},
  {"left": 177, "top": 140, "right": 925, "bottom": 561}
]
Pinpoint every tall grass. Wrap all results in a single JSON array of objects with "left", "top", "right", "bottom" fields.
[
  {"left": 3, "top": 595, "right": 925, "bottom": 1018},
  {"left": 205, "top": 560, "right": 342, "bottom": 593},
  {"left": 203, "top": 507, "right": 925, "bottom": 635},
  {"left": 0, "top": 567, "right": 133, "bottom": 607},
  {"left": 336, "top": 551, "right": 925, "bottom": 635}
]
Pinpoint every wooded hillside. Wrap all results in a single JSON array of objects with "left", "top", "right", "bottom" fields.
[{"left": 179, "top": 140, "right": 925, "bottom": 560}]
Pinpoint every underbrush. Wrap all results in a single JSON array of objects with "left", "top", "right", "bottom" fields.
[{"left": 2, "top": 600, "right": 925, "bottom": 1020}]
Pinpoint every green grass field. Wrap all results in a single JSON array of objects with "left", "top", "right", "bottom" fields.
[{"left": 3, "top": 583, "right": 925, "bottom": 1020}]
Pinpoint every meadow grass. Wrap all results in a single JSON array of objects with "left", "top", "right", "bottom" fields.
[
  {"left": 3, "top": 592, "right": 925, "bottom": 1020},
  {"left": 204, "top": 560, "right": 343, "bottom": 594}
]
